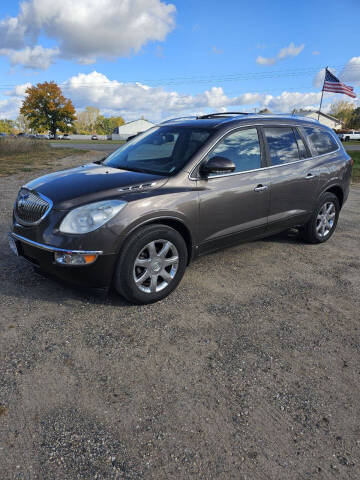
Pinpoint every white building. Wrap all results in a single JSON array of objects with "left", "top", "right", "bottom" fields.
[
  {"left": 112, "top": 119, "right": 155, "bottom": 140},
  {"left": 297, "top": 111, "right": 343, "bottom": 130}
]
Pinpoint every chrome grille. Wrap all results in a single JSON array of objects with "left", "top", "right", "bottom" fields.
[{"left": 15, "top": 188, "right": 51, "bottom": 225}]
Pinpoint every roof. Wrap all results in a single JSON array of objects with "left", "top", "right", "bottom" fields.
[
  {"left": 121, "top": 118, "right": 155, "bottom": 126},
  {"left": 159, "top": 112, "right": 324, "bottom": 129},
  {"left": 298, "top": 110, "right": 343, "bottom": 123}
]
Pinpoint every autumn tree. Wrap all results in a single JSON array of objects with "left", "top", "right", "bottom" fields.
[
  {"left": 329, "top": 100, "right": 354, "bottom": 129},
  {"left": 0, "top": 119, "right": 15, "bottom": 134},
  {"left": 20, "top": 81, "right": 76, "bottom": 137},
  {"left": 74, "top": 106, "right": 100, "bottom": 134},
  {"left": 95, "top": 115, "right": 125, "bottom": 135},
  {"left": 15, "top": 114, "right": 30, "bottom": 133}
]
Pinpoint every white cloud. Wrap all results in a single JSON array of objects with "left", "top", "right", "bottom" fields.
[
  {"left": 61, "top": 71, "right": 266, "bottom": 120},
  {"left": 256, "top": 56, "right": 276, "bottom": 66},
  {"left": 277, "top": 42, "right": 304, "bottom": 59},
  {"left": 0, "top": 71, "right": 342, "bottom": 121},
  {"left": 211, "top": 46, "right": 223, "bottom": 55},
  {"left": 263, "top": 91, "right": 322, "bottom": 112},
  {"left": 256, "top": 42, "right": 304, "bottom": 66},
  {"left": 0, "top": 45, "right": 59, "bottom": 69},
  {"left": 0, "top": 0, "right": 176, "bottom": 68},
  {"left": 0, "top": 83, "right": 31, "bottom": 119},
  {"left": 340, "top": 57, "right": 360, "bottom": 86}
]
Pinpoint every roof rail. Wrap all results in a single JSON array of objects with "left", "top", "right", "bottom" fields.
[
  {"left": 160, "top": 116, "right": 197, "bottom": 123},
  {"left": 196, "top": 112, "right": 250, "bottom": 119}
]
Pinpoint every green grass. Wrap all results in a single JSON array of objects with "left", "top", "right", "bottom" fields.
[{"left": 349, "top": 151, "right": 360, "bottom": 183}]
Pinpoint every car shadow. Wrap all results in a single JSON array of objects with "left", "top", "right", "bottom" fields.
[{"left": 0, "top": 229, "right": 303, "bottom": 306}]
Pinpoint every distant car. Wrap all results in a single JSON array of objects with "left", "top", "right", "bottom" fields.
[
  {"left": 17, "top": 132, "right": 27, "bottom": 137},
  {"left": 35, "top": 134, "right": 47, "bottom": 140},
  {"left": 91, "top": 135, "right": 98, "bottom": 141},
  {"left": 0, "top": 132, "right": 6, "bottom": 137},
  {"left": 61, "top": 134, "right": 70, "bottom": 140},
  {"left": 338, "top": 131, "right": 360, "bottom": 142}
]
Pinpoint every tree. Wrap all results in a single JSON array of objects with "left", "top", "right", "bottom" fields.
[
  {"left": 0, "top": 119, "right": 16, "bottom": 134},
  {"left": 15, "top": 114, "right": 30, "bottom": 133},
  {"left": 349, "top": 107, "right": 360, "bottom": 129},
  {"left": 95, "top": 115, "right": 125, "bottom": 135},
  {"left": 20, "top": 81, "right": 76, "bottom": 136},
  {"left": 74, "top": 106, "right": 100, "bottom": 134},
  {"left": 329, "top": 100, "right": 354, "bottom": 129}
]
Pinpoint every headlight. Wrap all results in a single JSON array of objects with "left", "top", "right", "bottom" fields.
[{"left": 59, "top": 200, "right": 127, "bottom": 234}]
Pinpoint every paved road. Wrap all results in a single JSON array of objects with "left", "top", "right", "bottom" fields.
[
  {"left": 344, "top": 143, "right": 360, "bottom": 151},
  {"left": 51, "top": 142, "right": 120, "bottom": 152}
]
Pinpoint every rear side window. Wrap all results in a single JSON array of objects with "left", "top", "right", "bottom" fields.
[
  {"left": 263, "top": 127, "right": 302, "bottom": 166},
  {"left": 303, "top": 126, "right": 338, "bottom": 156},
  {"left": 207, "top": 128, "right": 261, "bottom": 174}
]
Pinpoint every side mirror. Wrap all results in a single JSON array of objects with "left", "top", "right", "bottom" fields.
[{"left": 200, "top": 156, "right": 236, "bottom": 177}]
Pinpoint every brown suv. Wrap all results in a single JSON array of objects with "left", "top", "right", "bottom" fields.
[{"left": 9, "top": 113, "right": 352, "bottom": 304}]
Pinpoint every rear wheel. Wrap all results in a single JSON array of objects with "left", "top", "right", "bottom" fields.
[
  {"left": 300, "top": 192, "right": 340, "bottom": 244},
  {"left": 114, "top": 224, "right": 188, "bottom": 304}
]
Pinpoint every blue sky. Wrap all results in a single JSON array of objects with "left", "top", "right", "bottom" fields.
[{"left": 0, "top": 0, "right": 359, "bottom": 121}]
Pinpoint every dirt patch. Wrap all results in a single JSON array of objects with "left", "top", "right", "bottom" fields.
[{"left": 0, "top": 161, "right": 360, "bottom": 479}]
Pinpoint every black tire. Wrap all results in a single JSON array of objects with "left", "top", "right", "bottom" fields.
[
  {"left": 300, "top": 192, "right": 340, "bottom": 244},
  {"left": 114, "top": 224, "right": 188, "bottom": 304}
]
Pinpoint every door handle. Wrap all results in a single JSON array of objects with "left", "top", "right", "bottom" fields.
[
  {"left": 254, "top": 184, "right": 268, "bottom": 192},
  {"left": 305, "top": 172, "right": 315, "bottom": 179}
]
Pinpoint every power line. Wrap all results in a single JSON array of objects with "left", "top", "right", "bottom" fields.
[{"left": 0, "top": 63, "right": 359, "bottom": 90}]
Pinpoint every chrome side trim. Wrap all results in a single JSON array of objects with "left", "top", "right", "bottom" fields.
[
  {"left": 188, "top": 123, "right": 340, "bottom": 181},
  {"left": 10, "top": 233, "right": 103, "bottom": 255}
]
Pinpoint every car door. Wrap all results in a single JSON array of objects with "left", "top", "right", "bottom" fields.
[
  {"left": 261, "top": 125, "right": 321, "bottom": 232},
  {"left": 195, "top": 126, "right": 271, "bottom": 254}
]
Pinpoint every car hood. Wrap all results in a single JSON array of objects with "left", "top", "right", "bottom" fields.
[{"left": 24, "top": 163, "right": 168, "bottom": 209}]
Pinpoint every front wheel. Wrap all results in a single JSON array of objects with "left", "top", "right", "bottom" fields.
[
  {"left": 300, "top": 192, "right": 340, "bottom": 244},
  {"left": 114, "top": 224, "right": 188, "bottom": 304}
]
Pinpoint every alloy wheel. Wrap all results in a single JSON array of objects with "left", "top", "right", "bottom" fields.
[
  {"left": 316, "top": 202, "right": 336, "bottom": 239},
  {"left": 133, "top": 239, "right": 179, "bottom": 293}
]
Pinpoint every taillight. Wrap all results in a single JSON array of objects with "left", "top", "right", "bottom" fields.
[{"left": 350, "top": 158, "right": 354, "bottom": 166}]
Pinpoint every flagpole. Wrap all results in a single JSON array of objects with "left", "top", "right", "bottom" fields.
[{"left": 318, "top": 66, "right": 328, "bottom": 121}]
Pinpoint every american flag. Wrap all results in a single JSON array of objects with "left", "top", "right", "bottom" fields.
[{"left": 323, "top": 68, "right": 356, "bottom": 98}]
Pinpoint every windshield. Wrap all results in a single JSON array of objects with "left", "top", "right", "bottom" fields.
[{"left": 104, "top": 126, "right": 212, "bottom": 175}]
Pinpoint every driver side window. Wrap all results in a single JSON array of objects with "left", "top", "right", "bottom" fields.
[{"left": 207, "top": 128, "right": 261, "bottom": 176}]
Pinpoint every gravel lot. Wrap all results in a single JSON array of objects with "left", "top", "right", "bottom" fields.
[{"left": 1, "top": 154, "right": 360, "bottom": 479}]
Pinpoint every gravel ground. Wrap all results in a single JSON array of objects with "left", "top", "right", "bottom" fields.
[{"left": 0, "top": 155, "right": 360, "bottom": 479}]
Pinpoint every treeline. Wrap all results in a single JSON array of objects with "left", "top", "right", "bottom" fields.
[
  {"left": 0, "top": 108, "right": 125, "bottom": 136},
  {"left": 329, "top": 100, "right": 360, "bottom": 130},
  {"left": 73, "top": 106, "right": 124, "bottom": 135}
]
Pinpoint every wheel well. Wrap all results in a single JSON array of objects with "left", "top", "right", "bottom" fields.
[
  {"left": 326, "top": 186, "right": 344, "bottom": 208},
  {"left": 136, "top": 218, "right": 194, "bottom": 263}
]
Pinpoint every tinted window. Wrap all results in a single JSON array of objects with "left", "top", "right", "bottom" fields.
[
  {"left": 264, "top": 127, "right": 300, "bottom": 166},
  {"left": 303, "top": 126, "right": 338, "bottom": 155},
  {"left": 207, "top": 128, "right": 261, "bottom": 175},
  {"left": 294, "top": 128, "right": 309, "bottom": 159},
  {"left": 104, "top": 126, "right": 211, "bottom": 175}
]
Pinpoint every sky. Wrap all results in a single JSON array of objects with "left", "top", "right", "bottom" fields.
[{"left": 0, "top": 0, "right": 359, "bottom": 122}]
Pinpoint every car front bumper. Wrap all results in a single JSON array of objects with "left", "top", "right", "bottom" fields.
[{"left": 9, "top": 232, "right": 117, "bottom": 288}]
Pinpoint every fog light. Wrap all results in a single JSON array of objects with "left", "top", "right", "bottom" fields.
[{"left": 54, "top": 252, "right": 98, "bottom": 265}]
